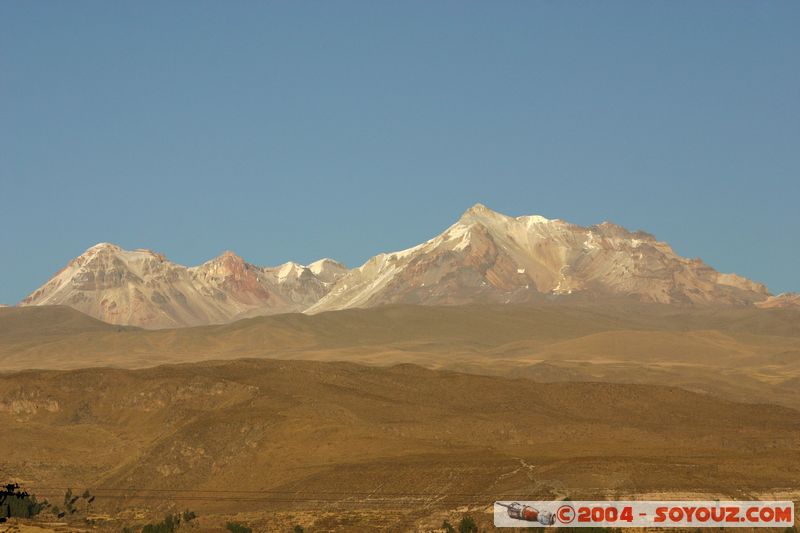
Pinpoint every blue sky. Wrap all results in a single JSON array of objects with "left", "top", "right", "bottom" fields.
[{"left": 1, "top": 1, "right": 798, "bottom": 303}]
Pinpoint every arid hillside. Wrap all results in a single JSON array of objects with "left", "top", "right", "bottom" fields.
[
  {"left": 2, "top": 302, "right": 800, "bottom": 410},
  {"left": 1, "top": 359, "right": 799, "bottom": 532}
]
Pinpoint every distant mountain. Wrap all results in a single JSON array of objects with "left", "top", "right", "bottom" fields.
[
  {"left": 20, "top": 243, "right": 346, "bottom": 328},
  {"left": 308, "top": 203, "right": 769, "bottom": 312},
  {"left": 756, "top": 293, "right": 800, "bottom": 309},
  {"left": 20, "top": 204, "right": 774, "bottom": 327}
]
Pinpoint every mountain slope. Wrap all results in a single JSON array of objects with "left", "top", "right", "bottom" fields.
[
  {"left": 0, "top": 304, "right": 129, "bottom": 341},
  {"left": 308, "top": 203, "right": 769, "bottom": 312},
  {"left": 2, "top": 359, "right": 799, "bottom": 529},
  {"left": 19, "top": 244, "right": 347, "bottom": 328},
  {"left": 757, "top": 292, "right": 800, "bottom": 309},
  {"left": 3, "top": 303, "right": 799, "bottom": 409}
]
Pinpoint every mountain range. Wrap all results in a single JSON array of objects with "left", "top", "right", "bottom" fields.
[{"left": 18, "top": 204, "right": 782, "bottom": 328}]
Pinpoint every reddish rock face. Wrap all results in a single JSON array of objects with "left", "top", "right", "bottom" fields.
[{"left": 191, "top": 252, "right": 273, "bottom": 305}]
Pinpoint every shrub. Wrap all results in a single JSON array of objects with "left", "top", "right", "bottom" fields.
[
  {"left": 0, "top": 483, "right": 44, "bottom": 520},
  {"left": 458, "top": 514, "right": 478, "bottom": 533},
  {"left": 226, "top": 522, "right": 252, "bottom": 533},
  {"left": 141, "top": 513, "right": 180, "bottom": 533}
]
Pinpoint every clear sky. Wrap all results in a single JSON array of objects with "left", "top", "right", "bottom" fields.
[{"left": 1, "top": 1, "right": 798, "bottom": 304}]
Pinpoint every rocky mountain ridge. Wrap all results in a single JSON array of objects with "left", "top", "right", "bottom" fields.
[
  {"left": 20, "top": 204, "right": 779, "bottom": 327},
  {"left": 20, "top": 243, "right": 347, "bottom": 327}
]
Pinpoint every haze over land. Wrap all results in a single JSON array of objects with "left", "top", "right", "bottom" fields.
[{"left": 3, "top": 302, "right": 800, "bottom": 408}]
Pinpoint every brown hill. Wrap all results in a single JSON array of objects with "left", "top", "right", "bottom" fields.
[
  {"left": 1, "top": 302, "right": 800, "bottom": 412},
  {"left": 0, "top": 305, "right": 130, "bottom": 340},
  {"left": 1, "top": 359, "right": 799, "bottom": 532}
]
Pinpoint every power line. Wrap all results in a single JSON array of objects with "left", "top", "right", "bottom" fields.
[
  {"left": 22, "top": 487, "right": 547, "bottom": 505},
  {"left": 26, "top": 487, "right": 550, "bottom": 497},
  {"left": 24, "top": 493, "right": 513, "bottom": 502},
  {"left": 29, "top": 487, "right": 793, "bottom": 504}
]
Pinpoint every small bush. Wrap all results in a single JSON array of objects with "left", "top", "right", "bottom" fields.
[
  {"left": 458, "top": 514, "right": 477, "bottom": 533},
  {"left": 141, "top": 513, "right": 180, "bottom": 533},
  {"left": 226, "top": 522, "right": 252, "bottom": 533},
  {"left": 442, "top": 519, "right": 455, "bottom": 533},
  {"left": 0, "top": 483, "right": 45, "bottom": 520}
]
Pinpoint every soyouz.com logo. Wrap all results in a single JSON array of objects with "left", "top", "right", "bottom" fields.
[{"left": 493, "top": 501, "right": 795, "bottom": 528}]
